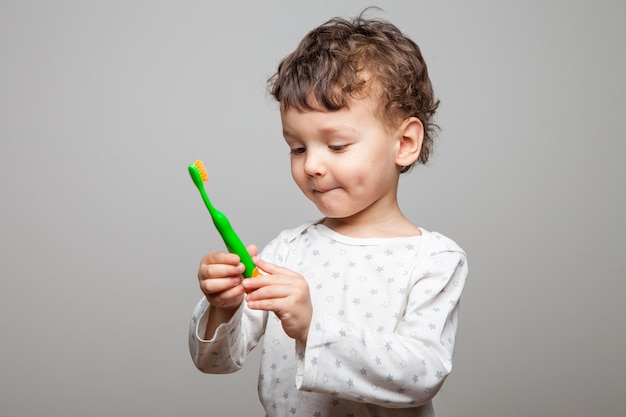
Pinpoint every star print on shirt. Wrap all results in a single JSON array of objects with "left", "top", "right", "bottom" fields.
[{"left": 190, "top": 223, "right": 468, "bottom": 417}]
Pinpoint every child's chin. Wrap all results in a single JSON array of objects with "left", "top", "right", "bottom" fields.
[{"left": 317, "top": 208, "right": 355, "bottom": 220}]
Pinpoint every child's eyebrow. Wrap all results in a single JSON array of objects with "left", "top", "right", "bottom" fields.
[
  {"left": 318, "top": 124, "right": 358, "bottom": 137},
  {"left": 282, "top": 125, "right": 355, "bottom": 138}
]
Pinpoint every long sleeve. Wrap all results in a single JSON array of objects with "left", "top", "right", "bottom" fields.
[
  {"left": 294, "top": 231, "right": 468, "bottom": 407},
  {"left": 188, "top": 297, "right": 267, "bottom": 374}
]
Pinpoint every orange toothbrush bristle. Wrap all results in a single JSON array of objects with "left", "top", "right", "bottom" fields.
[{"left": 194, "top": 160, "right": 209, "bottom": 182}]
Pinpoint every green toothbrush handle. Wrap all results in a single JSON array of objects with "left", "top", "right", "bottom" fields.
[
  {"left": 211, "top": 211, "right": 258, "bottom": 278},
  {"left": 188, "top": 161, "right": 258, "bottom": 278}
]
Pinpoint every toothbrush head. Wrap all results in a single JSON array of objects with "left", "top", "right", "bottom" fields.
[
  {"left": 188, "top": 159, "right": 209, "bottom": 188},
  {"left": 194, "top": 160, "right": 209, "bottom": 182}
]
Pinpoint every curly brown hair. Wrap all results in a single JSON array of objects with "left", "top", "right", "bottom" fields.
[{"left": 268, "top": 11, "right": 440, "bottom": 168}]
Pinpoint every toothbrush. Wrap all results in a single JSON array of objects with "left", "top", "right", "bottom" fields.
[{"left": 188, "top": 160, "right": 259, "bottom": 278}]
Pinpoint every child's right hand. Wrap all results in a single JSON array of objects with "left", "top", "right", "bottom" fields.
[{"left": 197, "top": 245, "right": 259, "bottom": 310}]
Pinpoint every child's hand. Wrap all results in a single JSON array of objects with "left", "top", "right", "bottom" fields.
[
  {"left": 242, "top": 257, "right": 312, "bottom": 346},
  {"left": 198, "top": 245, "right": 259, "bottom": 310}
]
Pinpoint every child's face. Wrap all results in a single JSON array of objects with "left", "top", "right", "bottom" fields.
[{"left": 281, "top": 96, "right": 404, "bottom": 224}]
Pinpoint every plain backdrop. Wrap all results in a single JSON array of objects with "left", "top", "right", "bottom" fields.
[{"left": 1, "top": 1, "right": 624, "bottom": 416}]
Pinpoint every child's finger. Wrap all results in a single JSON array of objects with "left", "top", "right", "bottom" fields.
[
  {"left": 253, "top": 256, "right": 295, "bottom": 276},
  {"left": 240, "top": 274, "right": 277, "bottom": 293},
  {"left": 210, "top": 284, "right": 245, "bottom": 306},
  {"left": 201, "top": 276, "right": 243, "bottom": 295},
  {"left": 243, "top": 280, "right": 292, "bottom": 309},
  {"left": 246, "top": 244, "right": 259, "bottom": 258},
  {"left": 199, "top": 261, "right": 245, "bottom": 281},
  {"left": 202, "top": 251, "right": 241, "bottom": 267}
]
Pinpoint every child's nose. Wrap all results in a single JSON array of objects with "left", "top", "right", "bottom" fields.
[{"left": 304, "top": 151, "right": 326, "bottom": 177}]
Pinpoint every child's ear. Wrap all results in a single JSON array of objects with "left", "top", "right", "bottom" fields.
[{"left": 396, "top": 117, "right": 424, "bottom": 168}]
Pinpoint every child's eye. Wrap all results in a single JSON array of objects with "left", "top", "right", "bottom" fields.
[
  {"left": 329, "top": 144, "right": 348, "bottom": 152},
  {"left": 290, "top": 147, "right": 306, "bottom": 155}
]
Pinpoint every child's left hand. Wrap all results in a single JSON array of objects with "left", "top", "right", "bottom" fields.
[{"left": 242, "top": 257, "right": 312, "bottom": 346}]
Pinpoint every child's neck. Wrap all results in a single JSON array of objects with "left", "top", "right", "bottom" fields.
[{"left": 322, "top": 211, "right": 421, "bottom": 238}]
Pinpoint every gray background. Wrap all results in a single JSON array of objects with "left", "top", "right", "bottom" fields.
[{"left": 1, "top": 1, "right": 624, "bottom": 416}]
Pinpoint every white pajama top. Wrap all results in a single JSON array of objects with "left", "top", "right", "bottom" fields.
[{"left": 189, "top": 221, "right": 468, "bottom": 417}]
